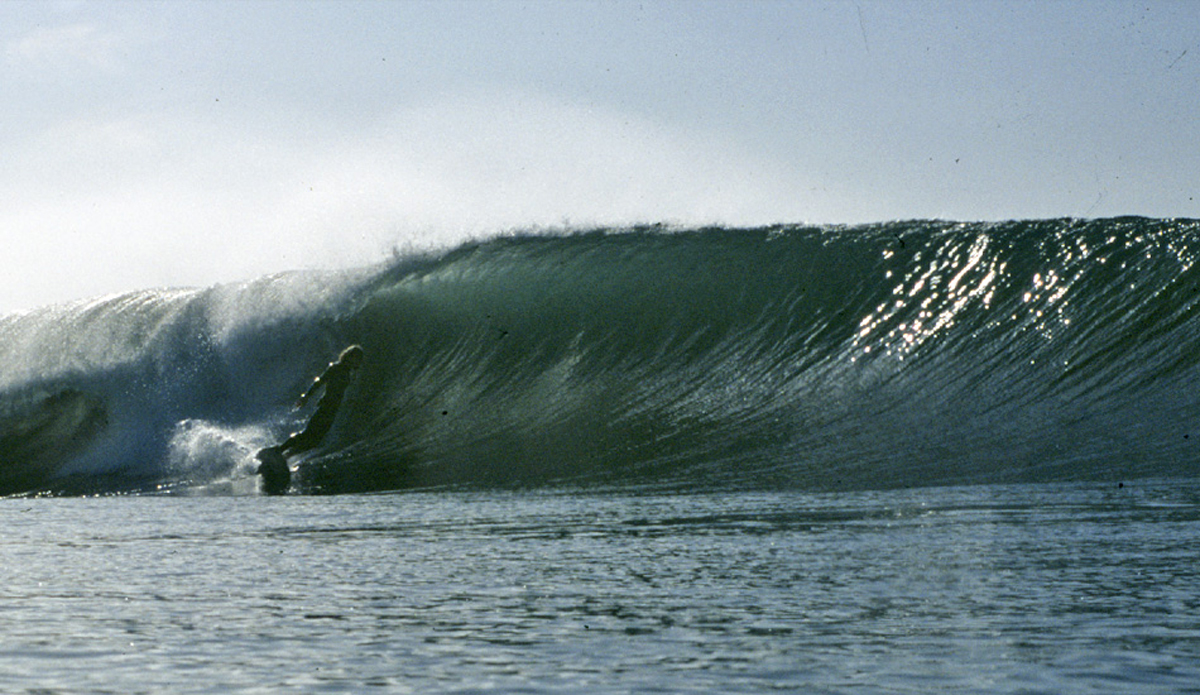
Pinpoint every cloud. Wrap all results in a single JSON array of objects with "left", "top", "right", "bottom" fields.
[{"left": 5, "top": 23, "right": 127, "bottom": 75}]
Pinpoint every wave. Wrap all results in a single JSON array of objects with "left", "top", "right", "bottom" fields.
[{"left": 3, "top": 217, "right": 1200, "bottom": 495}]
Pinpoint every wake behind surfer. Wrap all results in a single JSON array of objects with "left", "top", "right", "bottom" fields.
[{"left": 257, "top": 345, "right": 364, "bottom": 493}]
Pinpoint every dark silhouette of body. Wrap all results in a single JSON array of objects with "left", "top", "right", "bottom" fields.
[
  {"left": 255, "top": 447, "right": 290, "bottom": 495},
  {"left": 256, "top": 345, "right": 364, "bottom": 493}
]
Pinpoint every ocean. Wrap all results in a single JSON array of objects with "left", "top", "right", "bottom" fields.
[{"left": 2, "top": 218, "right": 1199, "bottom": 692}]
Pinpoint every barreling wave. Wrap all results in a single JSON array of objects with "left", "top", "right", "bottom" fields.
[{"left": 3, "top": 217, "right": 1200, "bottom": 496}]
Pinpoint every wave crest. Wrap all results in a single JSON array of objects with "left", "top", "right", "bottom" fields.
[{"left": 4, "top": 218, "right": 1200, "bottom": 495}]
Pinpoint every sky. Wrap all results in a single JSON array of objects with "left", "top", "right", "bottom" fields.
[{"left": 2, "top": 0, "right": 1198, "bottom": 314}]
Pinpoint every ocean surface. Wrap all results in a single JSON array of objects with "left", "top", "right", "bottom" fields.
[
  {"left": 3, "top": 483, "right": 1198, "bottom": 693},
  {"left": 2, "top": 218, "right": 1200, "bottom": 691}
]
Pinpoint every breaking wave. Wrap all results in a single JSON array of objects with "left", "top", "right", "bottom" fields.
[{"left": 3, "top": 217, "right": 1200, "bottom": 495}]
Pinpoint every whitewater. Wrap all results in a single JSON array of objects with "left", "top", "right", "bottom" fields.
[{"left": 2, "top": 218, "right": 1199, "bottom": 693}]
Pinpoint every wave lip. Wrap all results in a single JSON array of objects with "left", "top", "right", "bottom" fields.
[{"left": 4, "top": 217, "right": 1200, "bottom": 495}]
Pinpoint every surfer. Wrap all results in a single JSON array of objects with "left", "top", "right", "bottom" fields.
[
  {"left": 256, "top": 345, "right": 365, "bottom": 493},
  {"left": 255, "top": 447, "right": 291, "bottom": 495}
]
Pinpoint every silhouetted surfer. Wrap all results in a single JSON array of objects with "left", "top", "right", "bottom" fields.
[
  {"left": 256, "top": 345, "right": 364, "bottom": 494},
  {"left": 255, "top": 447, "right": 291, "bottom": 495}
]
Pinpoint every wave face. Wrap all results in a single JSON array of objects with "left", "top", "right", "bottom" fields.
[{"left": 3, "top": 218, "right": 1200, "bottom": 495}]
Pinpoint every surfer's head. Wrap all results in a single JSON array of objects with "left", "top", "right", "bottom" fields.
[{"left": 338, "top": 345, "right": 365, "bottom": 369}]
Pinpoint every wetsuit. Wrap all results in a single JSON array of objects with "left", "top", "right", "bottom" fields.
[{"left": 279, "top": 360, "right": 356, "bottom": 456}]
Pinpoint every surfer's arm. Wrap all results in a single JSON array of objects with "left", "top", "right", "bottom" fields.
[
  {"left": 296, "top": 376, "right": 324, "bottom": 408},
  {"left": 295, "top": 361, "right": 349, "bottom": 407}
]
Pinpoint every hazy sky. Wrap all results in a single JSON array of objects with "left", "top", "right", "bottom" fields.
[{"left": 2, "top": 0, "right": 1197, "bottom": 313}]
